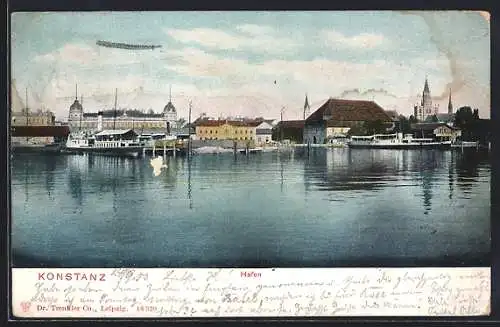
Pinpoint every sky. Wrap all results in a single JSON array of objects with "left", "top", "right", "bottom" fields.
[{"left": 10, "top": 11, "right": 490, "bottom": 121}]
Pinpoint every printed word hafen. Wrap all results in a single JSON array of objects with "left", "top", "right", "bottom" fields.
[
  {"left": 38, "top": 272, "right": 106, "bottom": 281},
  {"left": 241, "top": 271, "right": 262, "bottom": 278}
]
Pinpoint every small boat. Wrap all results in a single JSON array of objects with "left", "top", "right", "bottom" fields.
[{"left": 348, "top": 133, "right": 451, "bottom": 149}]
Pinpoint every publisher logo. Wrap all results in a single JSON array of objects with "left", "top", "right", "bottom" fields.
[{"left": 20, "top": 302, "right": 31, "bottom": 313}]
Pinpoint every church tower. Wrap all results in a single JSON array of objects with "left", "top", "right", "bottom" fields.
[
  {"left": 68, "top": 84, "right": 83, "bottom": 131},
  {"left": 303, "top": 93, "right": 311, "bottom": 120},
  {"left": 163, "top": 85, "right": 177, "bottom": 134},
  {"left": 448, "top": 88, "right": 453, "bottom": 114},
  {"left": 414, "top": 77, "right": 439, "bottom": 121},
  {"left": 421, "top": 77, "right": 433, "bottom": 117}
]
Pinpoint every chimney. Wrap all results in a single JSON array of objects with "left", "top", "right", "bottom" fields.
[{"left": 97, "top": 111, "right": 103, "bottom": 131}]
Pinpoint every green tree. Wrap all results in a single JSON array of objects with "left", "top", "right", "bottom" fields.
[
  {"left": 454, "top": 106, "right": 480, "bottom": 141},
  {"left": 365, "top": 120, "right": 387, "bottom": 135},
  {"left": 396, "top": 115, "right": 413, "bottom": 134}
]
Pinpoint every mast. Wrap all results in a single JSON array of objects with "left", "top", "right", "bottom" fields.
[
  {"left": 25, "top": 87, "right": 29, "bottom": 142},
  {"left": 188, "top": 100, "right": 192, "bottom": 158},
  {"left": 79, "top": 94, "right": 83, "bottom": 131},
  {"left": 280, "top": 106, "right": 285, "bottom": 141},
  {"left": 25, "top": 88, "right": 29, "bottom": 125},
  {"left": 113, "top": 88, "right": 117, "bottom": 130}
]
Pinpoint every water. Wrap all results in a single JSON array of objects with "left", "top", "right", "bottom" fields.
[{"left": 11, "top": 148, "right": 490, "bottom": 267}]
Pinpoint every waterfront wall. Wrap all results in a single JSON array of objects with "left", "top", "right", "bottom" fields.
[{"left": 190, "top": 139, "right": 254, "bottom": 149}]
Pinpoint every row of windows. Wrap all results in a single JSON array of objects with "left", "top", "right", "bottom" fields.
[
  {"left": 12, "top": 117, "right": 54, "bottom": 125},
  {"left": 200, "top": 137, "right": 254, "bottom": 141},
  {"left": 198, "top": 129, "right": 254, "bottom": 134},
  {"left": 73, "top": 122, "right": 166, "bottom": 128}
]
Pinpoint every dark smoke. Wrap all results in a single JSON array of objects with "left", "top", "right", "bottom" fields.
[
  {"left": 398, "top": 11, "right": 468, "bottom": 101},
  {"left": 339, "top": 88, "right": 398, "bottom": 99}
]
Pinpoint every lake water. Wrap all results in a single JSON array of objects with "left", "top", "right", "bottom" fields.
[{"left": 11, "top": 147, "right": 490, "bottom": 268}]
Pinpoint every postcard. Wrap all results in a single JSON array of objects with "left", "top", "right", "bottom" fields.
[{"left": 9, "top": 10, "right": 491, "bottom": 318}]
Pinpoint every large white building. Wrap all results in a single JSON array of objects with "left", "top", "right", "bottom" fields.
[{"left": 67, "top": 87, "right": 178, "bottom": 134}]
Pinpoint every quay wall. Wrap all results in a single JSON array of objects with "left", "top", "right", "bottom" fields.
[{"left": 190, "top": 139, "right": 254, "bottom": 149}]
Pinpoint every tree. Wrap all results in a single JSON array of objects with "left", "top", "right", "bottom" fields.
[
  {"left": 397, "top": 115, "right": 412, "bottom": 134},
  {"left": 365, "top": 120, "right": 387, "bottom": 135},
  {"left": 454, "top": 106, "right": 479, "bottom": 141}
]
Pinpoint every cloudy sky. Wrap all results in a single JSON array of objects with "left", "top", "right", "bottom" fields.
[{"left": 11, "top": 11, "right": 490, "bottom": 121}]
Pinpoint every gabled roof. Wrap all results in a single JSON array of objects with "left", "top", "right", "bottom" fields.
[
  {"left": 411, "top": 122, "right": 460, "bottom": 131},
  {"left": 195, "top": 119, "right": 264, "bottom": 127},
  {"left": 436, "top": 113, "right": 454, "bottom": 121},
  {"left": 195, "top": 120, "right": 227, "bottom": 127},
  {"left": 306, "top": 98, "right": 392, "bottom": 123},
  {"left": 275, "top": 120, "right": 305, "bottom": 129}
]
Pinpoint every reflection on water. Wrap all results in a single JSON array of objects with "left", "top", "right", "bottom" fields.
[{"left": 11, "top": 148, "right": 490, "bottom": 268}]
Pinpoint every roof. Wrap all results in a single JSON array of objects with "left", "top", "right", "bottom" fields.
[
  {"left": 436, "top": 113, "right": 454, "bottom": 121},
  {"left": 305, "top": 98, "right": 392, "bottom": 123},
  {"left": 256, "top": 129, "right": 273, "bottom": 135},
  {"left": 423, "top": 113, "right": 455, "bottom": 123},
  {"left": 275, "top": 120, "right": 305, "bottom": 129},
  {"left": 163, "top": 101, "right": 176, "bottom": 113},
  {"left": 83, "top": 110, "right": 164, "bottom": 118},
  {"left": 195, "top": 119, "right": 264, "bottom": 127},
  {"left": 423, "top": 78, "right": 430, "bottom": 93},
  {"left": 384, "top": 110, "right": 399, "bottom": 121},
  {"left": 411, "top": 123, "right": 459, "bottom": 131},
  {"left": 69, "top": 99, "right": 82, "bottom": 111},
  {"left": 11, "top": 125, "right": 70, "bottom": 137},
  {"left": 94, "top": 129, "right": 137, "bottom": 136}
]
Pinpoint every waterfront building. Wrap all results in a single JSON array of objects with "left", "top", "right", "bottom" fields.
[
  {"left": 11, "top": 125, "right": 69, "bottom": 146},
  {"left": 67, "top": 85, "right": 178, "bottom": 134},
  {"left": 411, "top": 122, "right": 461, "bottom": 142},
  {"left": 413, "top": 77, "right": 440, "bottom": 122},
  {"left": 11, "top": 109, "right": 55, "bottom": 126},
  {"left": 255, "top": 121, "right": 273, "bottom": 145},
  {"left": 272, "top": 120, "right": 305, "bottom": 143},
  {"left": 303, "top": 98, "right": 393, "bottom": 144},
  {"left": 10, "top": 81, "right": 57, "bottom": 144},
  {"left": 195, "top": 119, "right": 261, "bottom": 141}
]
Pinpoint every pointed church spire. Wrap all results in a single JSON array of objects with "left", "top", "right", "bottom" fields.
[
  {"left": 169, "top": 85, "right": 172, "bottom": 103},
  {"left": 303, "top": 93, "right": 310, "bottom": 120},
  {"left": 75, "top": 84, "right": 78, "bottom": 101},
  {"left": 448, "top": 88, "right": 453, "bottom": 114},
  {"left": 423, "top": 76, "right": 430, "bottom": 93}
]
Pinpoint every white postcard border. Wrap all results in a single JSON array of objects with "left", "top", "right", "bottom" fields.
[{"left": 11, "top": 267, "right": 490, "bottom": 318}]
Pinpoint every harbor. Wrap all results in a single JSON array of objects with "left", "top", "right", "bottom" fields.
[
  {"left": 11, "top": 146, "right": 491, "bottom": 268},
  {"left": 9, "top": 10, "right": 491, "bottom": 272}
]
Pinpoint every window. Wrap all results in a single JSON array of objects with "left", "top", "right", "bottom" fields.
[{"left": 210, "top": 130, "right": 213, "bottom": 134}]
